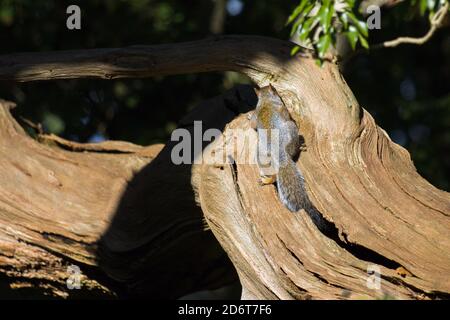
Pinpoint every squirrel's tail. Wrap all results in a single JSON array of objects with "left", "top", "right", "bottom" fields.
[{"left": 276, "top": 157, "right": 309, "bottom": 212}]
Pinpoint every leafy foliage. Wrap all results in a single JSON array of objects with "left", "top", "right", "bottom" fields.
[
  {"left": 288, "top": 0, "right": 368, "bottom": 57},
  {"left": 287, "top": 0, "right": 449, "bottom": 58}
]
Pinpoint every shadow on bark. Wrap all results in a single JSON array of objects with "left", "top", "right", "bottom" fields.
[{"left": 96, "top": 85, "right": 256, "bottom": 298}]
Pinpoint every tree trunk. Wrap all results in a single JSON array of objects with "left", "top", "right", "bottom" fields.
[{"left": 0, "top": 36, "right": 448, "bottom": 299}]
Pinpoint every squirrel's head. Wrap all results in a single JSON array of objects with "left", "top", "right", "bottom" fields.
[{"left": 255, "top": 84, "right": 284, "bottom": 107}]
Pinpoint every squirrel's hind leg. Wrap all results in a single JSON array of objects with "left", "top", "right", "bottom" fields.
[{"left": 284, "top": 121, "right": 301, "bottom": 158}]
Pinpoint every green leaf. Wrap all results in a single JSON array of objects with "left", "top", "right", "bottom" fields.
[
  {"left": 291, "top": 45, "right": 301, "bottom": 56},
  {"left": 347, "top": 11, "right": 368, "bottom": 37},
  {"left": 359, "top": 34, "right": 369, "bottom": 49},
  {"left": 286, "top": 0, "right": 308, "bottom": 25},
  {"left": 316, "top": 34, "right": 332, "bottom": 58},
  {"left": 317, "top": 0, "right": 328, "bottom": 30},
  {"left": 339, "top": 12, "right": 349, "bottom": 29},
  {"left": 324, "top": 3, "right": 334, "bottom": 30},
  {"left": 289, "top": 2, "right": 315, "bottom": 37},
  {"left": 290, "top": 18, "right": 301, "bottom": 37},
  {"left": 298, "top": 15, "right": 317, "bottom": 41},
  {"left": 345, "top": 27, "right": 359, "bottom": 50}
]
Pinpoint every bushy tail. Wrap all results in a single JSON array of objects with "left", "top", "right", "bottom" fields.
[{"left": 276, "top": 158, "right": 309, "bottom": 212}]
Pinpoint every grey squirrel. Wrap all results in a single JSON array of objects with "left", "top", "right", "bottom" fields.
[{"left": 249, "top": 84, "right": 309, "bottom": 212}]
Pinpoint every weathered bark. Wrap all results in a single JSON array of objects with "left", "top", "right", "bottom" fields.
[
  {"left": 0, "top": 36, "right": 448, "bottom": 299},
  {"left": 0, "top": 93, "right": 239, "bottom": 298},
  {"left": 0, "top": 36, "right": 289, "bottom": 82}
]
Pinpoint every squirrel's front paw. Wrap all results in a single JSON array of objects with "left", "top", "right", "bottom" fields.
[
  {"left": 259, "top": 174, "right": 276, "bottom": 186},
  {"left": 248, "top": 111, "right": 257, "bottom": 129}
]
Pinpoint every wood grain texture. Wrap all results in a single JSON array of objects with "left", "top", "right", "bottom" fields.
[{"left": 0, "top": 96, "right": 237, "bottom": 298}]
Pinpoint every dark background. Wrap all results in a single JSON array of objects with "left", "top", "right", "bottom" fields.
[{"left": 0, "top": 0, "right": 449, "bottom": 191}]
